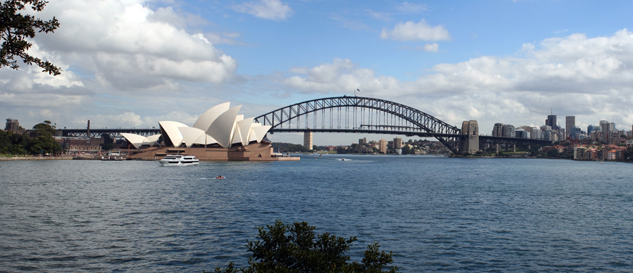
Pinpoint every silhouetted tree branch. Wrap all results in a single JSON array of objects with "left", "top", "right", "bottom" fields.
[{"left": 0, "top": 0, "right": 60, "bottom": 75}]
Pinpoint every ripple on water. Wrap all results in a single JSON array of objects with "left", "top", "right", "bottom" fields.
[{"left": 1, "top": 158, "right": 633, "bottom": 272}]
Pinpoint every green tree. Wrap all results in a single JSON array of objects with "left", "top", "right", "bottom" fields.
[
  {"left": 1, "top": 0, "right": 60, "bottom": 75},
  {"left": 213, "top": 221, "right": 399, "bottom": 273},
  {"left": 0, "top": 129, "right": 9, "bottom": 153},
  {"left": 28, "top": 120, "right": 61, "bottom": 154},
  {"left": 546, "top": 149, "right": 559, "bottom": 158}
]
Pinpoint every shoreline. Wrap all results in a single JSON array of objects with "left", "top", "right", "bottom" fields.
[{"left": 0, "top": 156, "right": 73, "bottom": 161}]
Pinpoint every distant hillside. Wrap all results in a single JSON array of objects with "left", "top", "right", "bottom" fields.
[{"left": 271, "top": 142, "right": 309, "bottom": 153}]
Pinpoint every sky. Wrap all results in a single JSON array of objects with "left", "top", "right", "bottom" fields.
[{"left": 2, "top": 0, "right": 633, "bottom": 145}]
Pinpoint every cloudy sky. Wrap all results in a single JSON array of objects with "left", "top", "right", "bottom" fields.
[{"left": 3, "top": 0, "right": 633, "bottom": 145}]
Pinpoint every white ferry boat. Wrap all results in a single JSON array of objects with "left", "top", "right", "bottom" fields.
[{"left": 159, "top": 155, "right": 199, "bottom": 166}]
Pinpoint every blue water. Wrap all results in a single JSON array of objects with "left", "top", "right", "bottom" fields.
[{"left": 1, "top": 155, "right": 633, "bottom": 272}]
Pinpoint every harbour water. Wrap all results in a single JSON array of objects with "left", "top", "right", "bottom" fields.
[{"left": 1, "top": 155, "right": 632, "bottom": 272}]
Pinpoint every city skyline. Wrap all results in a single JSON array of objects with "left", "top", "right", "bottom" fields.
[{"left": 2, "top": 0, "right": 633, "bottom": 145}]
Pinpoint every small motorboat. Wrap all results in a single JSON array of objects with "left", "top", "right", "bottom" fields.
[
  {"left": 215, "top": 175, "right": 225, "bottom": 180},
  {"left": 159, "top": 154, "right": 199, "bottom": 166}
]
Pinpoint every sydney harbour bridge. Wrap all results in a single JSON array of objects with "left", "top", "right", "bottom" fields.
[{"left": 57, "top": 96, "right": 550, "bottom": 154}]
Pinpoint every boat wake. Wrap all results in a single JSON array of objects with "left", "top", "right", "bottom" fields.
[{"left": 199, "top": 177, "right": 226, "bottom": 180}]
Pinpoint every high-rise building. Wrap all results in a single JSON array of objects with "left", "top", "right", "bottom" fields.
[
  {"left": 5, "top": 118, "right": 20, "bottom": 133},
  {"left": 393, "top": 137, "right": 403, "bottom": 149},
  {"left": 515, "top": 129, "right": 530, "bottom": 139},
  {"left": 546, "top": 115, "right": 557, "bottom": 129},
  {"left": 492, "top": 123, "right": 504, "bottom": 137},
  {"left": 569, "top": 126, "right": 582, "bottom": 139},
  {"left": 529, "top": 126, "right": 542, "bottom": 140},
  {"left": 379, "top": 139, "right": 387, "bottom": 154},
  {"left": 587, "top": 125, "right": 594, "bottom": 134},
  {"left": 502, "top": 124, "right": 515, "bottom": 138},
  {"left": 359, "top": 137, "right": 367, "bottom": 145},
  {"left": 565, "top": 116, "right": 575, "bottom": 139},
  {"left": 600, "top": 120, "right": 611, "bottom": 142},
  {"left": 393, "top": 137, "right": 403, "bottom": 154}
]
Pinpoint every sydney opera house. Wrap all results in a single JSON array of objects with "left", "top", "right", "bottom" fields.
[{"left": 121, "top": 102, "right": 297, "bottom": 161}]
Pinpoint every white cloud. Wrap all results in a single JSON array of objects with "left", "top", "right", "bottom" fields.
[
  {"left": 283, "top": 29, "right": 633, "bottom": 132},
  {"left": 423, "top": 43, "right": 439, "bottom": 52},
  {"left": 233, "top": 0, "right": 292, "bottom": 21},
  {"left": 381, "top": 19, "right": 451, "bottom": 41},
  {"left": 0, "top": 0, "right": 242, "bottom": 128},
  {"left": 330, "top": 15, "right": 372, "bottom": 31},
  {"left": 395, "top": 2, "right": 428, "bottom": 13},
  {"left": 204, "top": 32, "right": 244, "bottom": 45},
  {"left": 366, "top": 9, "right": 391, "bottom": 21},
  {"left": 35, "top": 0, "right": 237, "bottom": 90},
  {"left": 285, "top": 58, "right": 400, "bottom": 94}
]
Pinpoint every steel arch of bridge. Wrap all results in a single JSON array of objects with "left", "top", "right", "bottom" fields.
[{"left": 254, "top": 96, "right": 462, "bottom": 153}]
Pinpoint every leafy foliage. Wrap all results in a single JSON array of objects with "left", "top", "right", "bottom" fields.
[
  {"left": 0, "top": 120, "right": 61, "bottom": 155},
  {"left": 0, "top": 0, "right": 60, "bottom": 75},
  {"left": 272, "top": 142, "right": 310, "bottom": 153},
  {"left": 29, "top": 120, "right": 61, "bottom": 154},
  {"left": 213, "top": 221, "right": 399, "bottom": 273}
]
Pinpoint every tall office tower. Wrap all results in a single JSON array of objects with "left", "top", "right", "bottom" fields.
[
  {"left": 546, "top": 115, "right": 557, "bottom": 129},
  {"left": 587, "top": 125, "right": 594, "bottom": 134},
  {"left": 379, "top": 139, "right": 387, "bottom": 154},
  {"left": 359, "top": 137, "right": 367, "bottom": 145},
  {"left": 502, "top": 124, "right": 515, "bottom": 138},
  {"left": 393, "top": 137, "right": 403, "bottom": 149},
  {"left": 5, "top": 119, "right": 20, "bottom": 133},
  {"left": 599, "top": 120, "right": 610, "bottom": 142},
  {"left": 565, "top": 116, "right": 575, "bottom": 139},
  {"left": 530, "top": 126, "right": 541, "bottom": 139},
  {"left": 492, "top": 123, "right": 504, "bottom": 137}
]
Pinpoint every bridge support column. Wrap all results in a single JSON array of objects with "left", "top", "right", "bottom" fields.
[
  {"left": 304, "top": 130, "right": 313, "bottom": 151},
  {"left": 513, "top": 144, "right": 516, "bottom": 153},
  {"left": 459, "top": 120, "right": 479, "bottom": 154},
  {"left": 496, "top": 144, "right": 499, "bottom": 154}
]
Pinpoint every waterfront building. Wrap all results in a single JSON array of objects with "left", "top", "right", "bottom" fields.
[
  {"left": 393, "top": 137, "right": 403, "bottom": 149},
  {"left": 574, "top": 146, "right": 588, "bottom": 160},
  {"left": 566, "top": 116, "right": 575, "bottom": 139},
  {"left": 121, "top": 102, "right": 295, "bottom": 161},
  {"left": 379, "top": 139, "right": 387, "bottom": 154},
  {"left": 393, "top": 137, "right": 403, "bottom": 154},
  {"left": 359, "top": 137, "right": 367, "bottom": 145}
]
